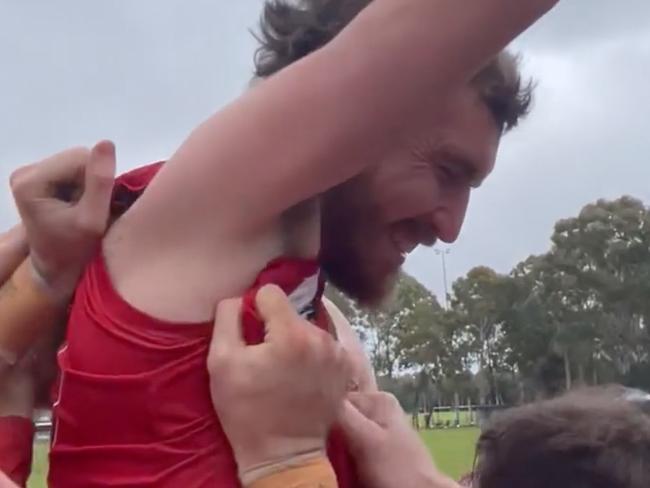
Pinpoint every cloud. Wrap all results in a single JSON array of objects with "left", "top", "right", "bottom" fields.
[
  {"left": 1, "top": 1, "right": 648, "bottom": 303},
  {"left": 0, "top": 0, "right": 263, "bottom": 222},
  {"left": 513, "top": 0, "right": 650, "bottom": 53},
  {"left": 408, "top": 2, "right": 650, "bottom": 298}
]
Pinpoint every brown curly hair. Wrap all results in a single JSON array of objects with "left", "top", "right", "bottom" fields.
[
  {"left": 474, "top": 387, "right": 650, "bottom": 488},
  {"left": 253, "top": 0, "right": 534, "bottom": 133}
]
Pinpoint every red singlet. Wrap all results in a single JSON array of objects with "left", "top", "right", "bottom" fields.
[{"left": 46, "top": 163, "right": 361, "bottom": 487}]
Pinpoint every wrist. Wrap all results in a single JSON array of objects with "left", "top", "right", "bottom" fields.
[
  {"left": 232, "top": 434, "right": 325, "bottom": 485},
  {"left": 28, "top": 257, "right": 75, "bottom": 305},
  {"left": 244, "top": 455, "right": 336, "bottom": 488},
  {"left": 240, "top": 449, "right": 326, "bottom": 487}
]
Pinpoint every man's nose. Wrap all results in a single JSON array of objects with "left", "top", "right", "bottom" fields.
[{"left": 431, "top": 189, "right": 470, "bottom": 243}]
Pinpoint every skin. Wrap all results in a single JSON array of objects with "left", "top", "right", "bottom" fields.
[
  {"left": 0, "top": 142, "right": 117, "bottom": 406},
  {"left": 338, "top": 392, "right": 460, "bottom": 488},
  {"left": 319, "top": 87, "right": 498, "bottom": 305},
  {"left": 0, "top": 0, "right": 560, "bottom": 483},
  {"left": 102, "top": 0, "right": 558, "bottom": 323},
  {"left": 0, "top": 287, "right": 453, "bottom": 488},
  {"left": 323, "top": 297, "right": 377, "bottom": 392},
  {"left": 0, "top": 149, "right": 373, "bottom": 485},
  {"left": 0, "top": 227, "right": 28, "bottom": 286},
  {"left": 0, "top": 471, "right": 18, "bottom": 488},
  {"left": 208, "top": 286, "right": 353, "bottom": 483},
  {"left": 8, "top": 142, "right": 116, "bottom": 302},
  {"left": 208, "top": 287, "right": 459, "bottom": 488}
]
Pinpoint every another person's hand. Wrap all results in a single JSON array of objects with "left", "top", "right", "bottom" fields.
[
  {"left": 339, "top": 392, "right": 460, "bottom": 488},
  {"left": 207, "top": 285, "right": 352, "bottom": 485},
  {"left": 9, "top": 141, "right": 116, "bottom": 301}
]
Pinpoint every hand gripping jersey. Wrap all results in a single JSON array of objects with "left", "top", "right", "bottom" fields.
[{"left": 47, "top": 163, "right": 361, "bottom": 487}]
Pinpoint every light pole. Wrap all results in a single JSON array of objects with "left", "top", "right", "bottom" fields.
[{"left": 434, "top": 248, "right": 450, "bottom": 308}]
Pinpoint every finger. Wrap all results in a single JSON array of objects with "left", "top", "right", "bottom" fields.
[
  {"left": 347, "top": 391, "right": 403, "bottom": 428},
  {"left": 337, "top": 397, "right": 382, "bottom": 454},
  {"left": 10, "top": 147, "right": 89, "bottom": 209},
  {"left": 76, "top": 140, "right": 117, "bottom": 236},
  {"left": 209, "top": 298, "right": 245, "bottom": 361},
  {"left": 323, "top": 297, "right": 378, "bottom": 392},
  {"left": 255, "top": 285, "right": 300, "bottom": 339}
]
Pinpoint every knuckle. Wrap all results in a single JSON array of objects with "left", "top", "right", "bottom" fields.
[
  {"left": 285, "top": 328, "right": 311, "bottom": 358},
  {"left": 334, "top": 344, "right": 352, "bottom": 370},
  {"left": 382, "top": 392, "right": 401, "bottom": 411},
  {"left": 65, "top": 146, "right": 91, "bottom": 162},
  {"left": 9, "top": 165, "right": 34, "bottom": 197},
  {"left": 206, "top": 349, "right": 228, "bottom": 376},
  {"left": 215, "top": 300, "right": 229, "bottom": 321},
  {"left": 306, "top": 326, "right": 328, "bottom": 352},
  {"left": 317, "top": 329, "right": 338, "bottom": 356},
  {"left": 75, "top": 213, "right": 106, "bottom": 238}
]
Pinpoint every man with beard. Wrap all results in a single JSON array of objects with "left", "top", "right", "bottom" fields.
[{"left": 0, "top": 0, "right": 559, "bottom": 486}]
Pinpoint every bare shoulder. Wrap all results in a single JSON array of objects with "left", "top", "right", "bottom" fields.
[{"left": 322, "top": 297, "right": 377, "bottom": 392}]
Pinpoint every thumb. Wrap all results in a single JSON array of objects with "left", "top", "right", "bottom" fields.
[
  {"left": 337, "top": 396, "right": 382, "bottom": 455},
  {"left": 209, "top": 298, "right": 245, "bottom": 362},
  {"left": 76, "top": 140, "right": 116, "bottom": 235},
  {"left": 255, "top": 285, "right": 299, "bottom": 340}
]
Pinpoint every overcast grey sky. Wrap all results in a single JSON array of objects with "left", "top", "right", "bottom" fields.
[{"left": 1, "top": 1, "right": 649, "bottom": 300}]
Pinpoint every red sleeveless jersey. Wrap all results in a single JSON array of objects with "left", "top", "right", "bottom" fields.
[{"left": 47, "top": 163, "right": 361, "bottom": 487}]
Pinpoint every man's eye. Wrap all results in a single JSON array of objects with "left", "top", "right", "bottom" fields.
[{"left": 437, "top": 163, "right": 461, "bottom": 184}]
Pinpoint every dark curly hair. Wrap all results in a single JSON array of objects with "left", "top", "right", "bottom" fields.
[
  {"left": 253, "top": 0, "right": 533, "bottom": 133},
  {"left": 473, "top": 387, "right": 650, "bottom": 488}
]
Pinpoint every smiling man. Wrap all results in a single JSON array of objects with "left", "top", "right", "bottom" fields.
[{"left": 14, "top": 0, "right": 559, "bottom": 487}]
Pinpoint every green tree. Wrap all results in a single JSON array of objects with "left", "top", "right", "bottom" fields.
[
  {"left": 449, "top": 267, "right": 512, "bottom": 405},
  {"left": 326, "top": 272, "right": 442, "bottom": 379}
]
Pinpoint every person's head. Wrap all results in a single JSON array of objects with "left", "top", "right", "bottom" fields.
[
  {"left": 472, "top": 387, "right": 650, "bottom": 488},
  {"left": 255, "top": 0, "right": 533, "bottom": 306}
]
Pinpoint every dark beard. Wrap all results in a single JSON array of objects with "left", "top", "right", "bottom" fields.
[
  {"left": 319, "top": 179, "right": 392, "bottom": 308},
  {"left": 320, "top": 238, "right": 383, "bottom": 307}
]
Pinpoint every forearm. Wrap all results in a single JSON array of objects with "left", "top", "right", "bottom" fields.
[
  {"left": 0, "top": 259, "right": 67, "bottom": 366},
  {"left": 0, "top": 226, "right": 28, "bottom": 285}
]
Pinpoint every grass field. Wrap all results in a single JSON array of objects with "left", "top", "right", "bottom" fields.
[
  {"left": 28, "top": 443, "right": 48, "bottom": 488},
  {"left": 413, "top": 410, "right": 476, "bottom": 427},
  {"left": 420, "top": 428, "right": 479, "bottom": 480},
  {"left": 27, "top": 428, "right": 479, "bottom": 487}
]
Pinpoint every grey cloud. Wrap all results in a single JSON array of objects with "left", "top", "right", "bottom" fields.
[
  {"left": 513, "top": 0, "right": 650, "bottom": 53},
  {"left": 1, "top": 1, "right": 648, "bottom": 303},
  {"left": 409, "top": 8, "right": 650, "bottom": 298}
]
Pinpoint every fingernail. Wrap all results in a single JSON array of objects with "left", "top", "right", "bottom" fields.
[{"left": 95, "top": 140, "right": 115, "bottom": 156}]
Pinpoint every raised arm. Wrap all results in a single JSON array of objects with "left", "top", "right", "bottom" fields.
[{"left": 113, "top": 0, "right": 558, "bottom": 253}]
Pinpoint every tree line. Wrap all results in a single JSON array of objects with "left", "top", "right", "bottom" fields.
[{"left": 326, "top": 196, "right": 650, "bottom": 412}]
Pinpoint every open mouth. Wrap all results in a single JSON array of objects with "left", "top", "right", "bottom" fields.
[{"left": 391, "top": 234, "right": 419, "bottom": 262}]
